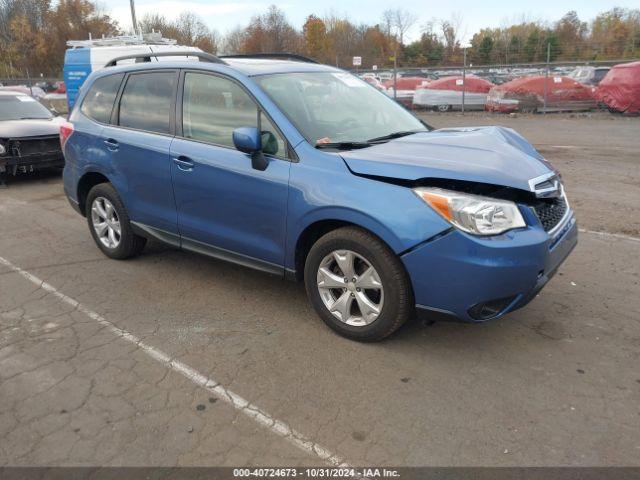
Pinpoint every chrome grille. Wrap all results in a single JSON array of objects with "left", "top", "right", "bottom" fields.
[{"left": 533, "top": 197, "right": 568, "bottom": 232}]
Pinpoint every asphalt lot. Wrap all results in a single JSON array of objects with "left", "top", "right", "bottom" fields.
[{"left": 1, "top": 114, "right": 639, "bottom": 467}]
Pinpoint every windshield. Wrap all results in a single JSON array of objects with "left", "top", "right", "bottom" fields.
[
  {"left": 254, "top": 72, "right": 427, "bottom": 146},
  {"left": 0, "top": 95, "right": 53, "bottom": 121}
]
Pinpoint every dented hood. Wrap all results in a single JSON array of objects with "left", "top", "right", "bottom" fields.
[{"left": 340, "top": 126, "right": 555, "bottom": 192}]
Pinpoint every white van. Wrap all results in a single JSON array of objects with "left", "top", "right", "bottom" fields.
[{"left": 63, "top": 34, "right": 201, "bottom": 111}]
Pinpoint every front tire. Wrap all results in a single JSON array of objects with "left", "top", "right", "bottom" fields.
[
  {"left": 304, "top": 226, "right": 413, "bottom": 342},
  {"left": 86, "top": 183, "right": 146, "bottom": 259}
]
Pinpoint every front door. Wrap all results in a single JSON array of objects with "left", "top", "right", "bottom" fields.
[{"left": 170, "top": 71, "right": 291, "bottom": 273}]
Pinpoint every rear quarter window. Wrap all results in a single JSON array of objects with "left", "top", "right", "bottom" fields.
[{"left": 80, "top": 73, "right": 124, "bottom": 124}]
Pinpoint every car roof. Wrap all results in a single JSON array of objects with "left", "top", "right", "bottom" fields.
[
  {"left": 222, "top": 58, "right": 339, "bottom": 76},
  {"left": 0, "top": 90, "right": 27, "bottom": 97},
  {"left": 94, "top": 56, "right": 340, "bottom": 79}
]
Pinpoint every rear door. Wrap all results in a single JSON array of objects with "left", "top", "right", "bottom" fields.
[
  {"left": 170, "top": 70, "right": 291, "bottom": 272},
  {"left": 101, "top": 70, "right": 179, "bottom": 237}
]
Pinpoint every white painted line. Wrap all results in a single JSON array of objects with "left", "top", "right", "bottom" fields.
[
  {"left": 0, "top": 255, "right": 347, "bottom": 467},
  {"left": 579, "top": 228, "right": 640, "bottom": 244}
]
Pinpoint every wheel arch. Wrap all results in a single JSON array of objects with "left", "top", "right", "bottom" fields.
[
  {"left": 77, "top": 171, "right": 112, "bottom": 216},
  {"left": 290, "top": 211, "right": 404, "bottom": 282}
]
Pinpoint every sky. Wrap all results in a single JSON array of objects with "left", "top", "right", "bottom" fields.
[{"left": 107, "top": 0, "right": 639, "bottom": 44}]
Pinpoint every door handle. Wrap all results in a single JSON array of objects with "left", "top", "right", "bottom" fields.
[
  {"left": 173, "top": 156, "right": 194, "bottom": 172},
  {"left": 104, "top": 138, "right": 119, "bottom": 151}
]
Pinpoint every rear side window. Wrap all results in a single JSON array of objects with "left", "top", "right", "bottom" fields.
[
  {"left": 118, "top": 72, "right": 176, "bottom": 134},
  {"left": 80, "top": 74, "right": 123, "bottom": 123}
]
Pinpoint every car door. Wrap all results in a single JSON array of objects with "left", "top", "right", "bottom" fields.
[
  {"left": 101, "top": 70, "right": 179, "bottom": 237},
  {"left": 170, "top": 70, "right": 292, "bottom": 273}
]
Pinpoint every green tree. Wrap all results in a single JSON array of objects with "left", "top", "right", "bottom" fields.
[{"left": 478, "top": 36, "right": 494, "bottom": 64}]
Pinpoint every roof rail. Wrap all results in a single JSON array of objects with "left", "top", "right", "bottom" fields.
[
  {"left": 219, "top": 53, "right": 318, "bottom": 64},
  {"left": 105, "top": 51, "right": 226, "bottom": 67}
]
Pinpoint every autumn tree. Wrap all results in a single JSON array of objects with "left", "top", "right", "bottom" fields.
[
  {"left": 2, "top": 1, "right": 640, "bottom": 77},
  {"left": 591, "top": 8, "right": 640, "bottom": 59},
  {"left": 303, "top": 15, "right": 328, "bottom": 62},
  {"left": 555, "top": 11, "right": 587, "bottom": 60},
  {"left": 241, "top": 5, "right": 300, "bottom": 54},
  {"left": 0, "top": 0, "right": 119, "bottom": 76}
]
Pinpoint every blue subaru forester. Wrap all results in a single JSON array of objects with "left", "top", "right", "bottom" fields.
[{"left": 62, "top": 52, "right": 577, "bottom": 341}]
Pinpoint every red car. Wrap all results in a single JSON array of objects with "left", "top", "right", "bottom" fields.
[
  {"left": 595, "top": 61, "right": 640, "bottom": 114},
  {"left": 486, "top": 76, "right": 595, "bottom": 113},
  {"left": 383, "top": 76, "right": 430, "bottom": 107}
]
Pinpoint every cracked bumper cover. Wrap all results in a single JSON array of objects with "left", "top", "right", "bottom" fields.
[{"left": 402, "top": 213, "right": 578, "bottom": 323}]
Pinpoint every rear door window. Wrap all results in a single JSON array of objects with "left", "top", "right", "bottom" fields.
[
  {"left": 80, "top": 73, "right": 124, "bottom": 124},
  {"left": 118, "top": 72, "right": 176, "bottom": 134}
]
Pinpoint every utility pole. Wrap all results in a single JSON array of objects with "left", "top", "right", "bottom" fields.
[
  {"left": 392, "top": 51, "right": 397, "bottom": 100},
  {"left": 129, "top": 0, "right": 140, "bottom": 36},
  {"left": 462, "top": 46, "right": 467, "bottom": 115},
  {"left": 543, "top": 42, "right": 550, "bottom": 114}
]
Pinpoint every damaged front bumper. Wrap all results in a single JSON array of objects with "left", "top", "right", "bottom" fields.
[
  {"left": 0, "top": 153, "right": 65, "bottom": 175},
  {"left": 0, "top": 135, "right": 64, "bottom": 175}
]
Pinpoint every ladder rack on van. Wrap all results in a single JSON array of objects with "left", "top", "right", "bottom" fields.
[{"left": 67, "top": 34, "right": 177, "bottom": 49}]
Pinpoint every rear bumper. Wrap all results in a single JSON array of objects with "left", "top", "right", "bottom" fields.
[{"left": 403, "top": 213, "right": 578, "bottom": 323}]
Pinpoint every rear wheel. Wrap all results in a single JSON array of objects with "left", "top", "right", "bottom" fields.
[
  {"left": 86, "top": 183, "right": 146, "bottom": 259},
  {"left": 304, "top": 226, "right": 413, "bottom": 342}
]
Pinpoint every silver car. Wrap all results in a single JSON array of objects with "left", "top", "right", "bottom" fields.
[{"left": 0, "top": 91, "right": 65, "bottom": 176}]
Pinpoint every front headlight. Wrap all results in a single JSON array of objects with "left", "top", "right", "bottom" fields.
[
  {"left": 0, "top": 144, "right": 6, "bottom": 156},
  {"left": 413, "top": 187, "right": 526, "bottom": 236}
]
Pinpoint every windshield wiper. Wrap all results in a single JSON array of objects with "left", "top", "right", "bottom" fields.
[
  {"left": 18, "top": 117, "right": 49, "bottom": 120},
  {"left": 315, "top": 141, "right": 373, "bottom": 151},
  {"left": 367, "top": 130, "right": 424, "bottom": 143}
]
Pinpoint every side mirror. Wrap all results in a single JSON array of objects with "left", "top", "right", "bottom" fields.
[{"left": 233, "top": 127, "right": 268, "bottom": 171}]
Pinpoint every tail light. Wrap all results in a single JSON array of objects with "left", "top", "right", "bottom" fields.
[{"left": 60, "top": 121, "right": 74, "bottom": 150}]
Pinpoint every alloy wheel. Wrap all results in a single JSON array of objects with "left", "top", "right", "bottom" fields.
[
  {"left": 316, "top": 249, "right": 384, "bottom": 326},
  {"left": 91, "top": 197, "right": 121, "bottom": 249}
]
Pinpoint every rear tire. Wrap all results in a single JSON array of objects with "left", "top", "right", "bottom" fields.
[
  {"left": 304, "top": 226, "right": 413, "bottom": 342},
  {"left": 86, "top": 183, "right": 146, "bottom": 260}
]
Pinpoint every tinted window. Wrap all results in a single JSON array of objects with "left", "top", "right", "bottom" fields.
[
  {"left": 80, "top": 74, "right": 123, "bottom": 123},
  {"left": 119, "top": 72, "right": 175, "bottom": 134},
  {"left": 182, "top": 73, "right": 257, "bottom": 148},
  {"left": 594, "top": 69, "right": 608, "bottom": 83}
]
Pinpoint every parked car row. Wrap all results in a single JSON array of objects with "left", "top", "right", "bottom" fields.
[{"left": 366, "top": 61, "right": 639, "bottom": 115}]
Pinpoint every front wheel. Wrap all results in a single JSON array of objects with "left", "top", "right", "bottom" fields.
[{"left": 304, "top": 227, "right": 413, "bottom": 342}]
